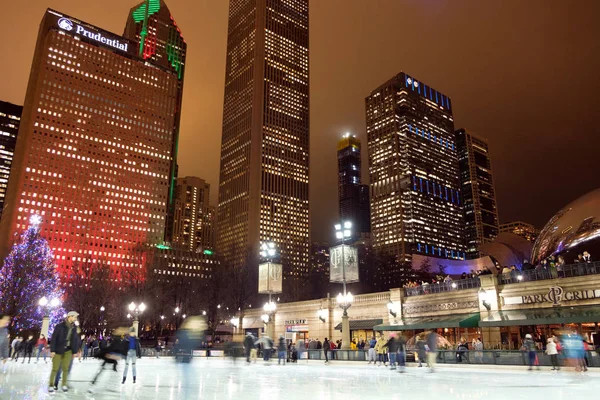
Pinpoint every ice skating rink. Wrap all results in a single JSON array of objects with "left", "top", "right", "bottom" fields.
[{"left": 0, "top": 357, "right": 597, "bottom": 399}]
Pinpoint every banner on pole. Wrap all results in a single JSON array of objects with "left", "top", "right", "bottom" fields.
[
  {"left": 258, "top": 262, "right": 283, "bottom": 294},
  {"left": 329, "top": 244, "right": 359, "bottom": 283}
]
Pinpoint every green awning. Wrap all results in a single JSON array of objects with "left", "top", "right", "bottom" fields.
[
  {"left": 373, "top": 313, "right": 480, "bottom": 331},
  {"left": 480, "top": 306, "right": 600, "bottom": 327},
  {"left": 334, "top": 319, "right": 383, "bottom": 331}
]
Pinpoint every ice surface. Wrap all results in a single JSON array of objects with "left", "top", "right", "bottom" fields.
[{"left": 0, "top": 357, "right": 597, "bottom": 399}]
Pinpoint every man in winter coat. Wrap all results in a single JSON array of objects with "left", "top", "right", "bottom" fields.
[
  {"left": 416, "top": 336, "right": 427, "bottom": 367},
  {"left": 49, "top": 311, "right": 81, "bottom": 393},
  {"left": 323, "top": 338, "right": 330, "bottom": 364},
  {"left": 383, "top": 333, "right": 399, "bottom": 370},
  {"left": 375, "top": 334, "right": 387, "bottom": 366},
  {"left": 0, "top": 315, "right": 9, "bottom": 364},
  {"left": 243, "top": 333, "right": 255, "bottom": 363},
  {"left": 122, "top": 328, "right": 142, "bottom": 384},
  {"left": 277, "top": 335, "right": 286, "bottom": 365},
  {"left": 426, "top": 331, "right": 438, "bottom": 371},
  {"left": 21, "top": 335, "right": 35, "bottom": 364},
  {"left": 523, "top": 334, "right": 538, "bottom": 370},
  {"left": 396, "top": 334, "right": 407, "bottom": 372}
]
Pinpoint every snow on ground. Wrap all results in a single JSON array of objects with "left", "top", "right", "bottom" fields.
[{"left": 0, "top": 356, "right": 597, "bottom": 400}]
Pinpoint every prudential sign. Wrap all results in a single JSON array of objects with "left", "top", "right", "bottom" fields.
[{"left": 57, "top": 17, "right": 129, "bottom": 52}]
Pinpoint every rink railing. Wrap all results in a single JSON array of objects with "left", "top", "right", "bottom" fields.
[
  {"left": 142, "top": 347, "right": 600, "bottom": 368},
  {"left": 498, "top": 261, "right": 600, "bottom": 285},
  {"left": 404, "top": 277, "right": 481, "bottom": 297}
]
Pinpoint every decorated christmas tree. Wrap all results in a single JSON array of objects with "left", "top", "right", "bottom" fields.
[{"left": 0, "top": 215, "right": 65, "bottom": 333}]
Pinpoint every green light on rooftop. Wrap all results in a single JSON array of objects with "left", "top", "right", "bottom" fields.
[
  {"left": 156, "top": 244, "right": 171, "bottom": 250},
  {"left": 132, "top": 0, "right": 160, "bottom": 23},
  {"left": 203, "top": 249, "right": 214, "bottom": 256}
]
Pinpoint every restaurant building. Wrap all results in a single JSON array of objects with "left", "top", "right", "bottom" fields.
[{"left": 241, "top": 262, "right": 600, "bottom": 349}]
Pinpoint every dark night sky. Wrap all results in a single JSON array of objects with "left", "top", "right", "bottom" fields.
[{"left": 1, "top": 0, "right": 599, "bottom": 244}]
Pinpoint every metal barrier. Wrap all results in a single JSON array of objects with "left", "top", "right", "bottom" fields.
[
  {"left": 498, "top": 262, "right": 600, "bottom": 285},
  {"left": 404, "top": 277, "right": 481, "bottom": 297},
  {"left": 431, "top": 350, "right": 600, "bottom": 367}
]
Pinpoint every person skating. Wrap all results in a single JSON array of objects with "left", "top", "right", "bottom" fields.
[
  {"left": 546, "top": 338, "right": 559, "bottom": 371},
  {"left": 243, "top": 333, "right": 255, "bottom": 363},
  {"left": 367, "top": 336, "right": 377, "bottom": 364},
  {"left": 277, "top": 335, "right": 286, "bottom": 365},
  {"left": 11, "top": 336, "right": 22, "bottom": 361},
  {"left": 48, "top": 311, "right": 81, "bottom": 393},
  {"left": 375, "top": 334, "right": 387, "bottom": 366},
  {"left": 0, "top": 315, "right": 9, "bottom": 365},
  {"left": 383, "top": 333, "right": 399, "bottom": 370},
  {"left": 323, "top": 337, "right": 330, "bottom": 364},
  {"left": 21, "top": 335, "right": 34, "bottom": 364},
  {"left": 122, "top": 328, "right": 142, "bottom": 384},
  {"left": 416, "top": 335, "right": 427, "bottom": 367},
  {"left": 36, "top": 334, "right": 48, "bottom": 363},
  {"left": 426, "top": 330, "right": 438, "bottom": 372},
  {"left": 523, "top": 334, "right": 538, "bottom": 371},
  {"left": 396, "top": 334, "right": 407, "bottom": 373},
  {"left": 88, "top": 328, "right": 127, "bottom": 394}
]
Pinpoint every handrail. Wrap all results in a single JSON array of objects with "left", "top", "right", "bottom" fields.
[
  {"left": 498, "top": 261, "right": 600, "bottom": 285},
  {"left": 404, "top": 277, "right": 481, "bottom": 297}
]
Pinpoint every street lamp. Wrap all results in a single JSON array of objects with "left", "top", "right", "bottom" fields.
[
  {"left": 260, "top": 242, "right": 279, "bottom": 338},
  {"left": 259, "top": 242, "right": 279, "bottom": 304},
  {"left": 128, "top": 302, "right": 146, "bottom": 336},
  {"left": 334, "top": 221, "right": 353, "bottom": 350},
  {"left": 387, "top": 301, "right": 397, "bottom": 318},
  {"left": 318, "top": 308, "right": 328, "bottom": 323},
  {"left": 38, "top": 296, "right": 60, "bottom": 338}
]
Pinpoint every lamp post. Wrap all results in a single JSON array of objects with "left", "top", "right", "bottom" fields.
[
  {"left": 334, "top": 221, "right": 353, "bottom": 350},
  {"left": 260, "top": 242, "right": 279, "bottom": 338},
  {"left": 128, "top": 302, "right": 146, "bottom": 336},
  {"left": 38, "top": 296, "right": 60, "bottom": 338},
  {"left": 262, "top": 301, "right": 277, "bottom": 338},
  {"left": 260, "top": 242, "right": 278, "bottom": 305}
]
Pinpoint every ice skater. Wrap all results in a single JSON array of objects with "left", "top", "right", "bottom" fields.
[
  {"left": 36, "top": 334, "right": 48, "bottom": 363},
  {"left": 122, "top": 328, "right": 141, "bottom": 384},
  {"left": 426, "top": 330, "right": 438, "bottom": 372},
  {"left": 367, "top": 336, "right": 377, "bottom": 364},
  {"left": 277, "top": 335, "right": 287, "bottom": 365},
  {"left": 21, "top": 335, "right": 34, "bottom": 364},
  {"left": 48, "top": 311, "right": 81, "bottom": 393},
  {"left": 416, "top": 335, "right": 426, "bottom": 367},
  {"left": 87, "top": 328, "right": 127, "bottom": 394},
  {"left": 0, "top": 315, "right": 9, "bottom": 366}
]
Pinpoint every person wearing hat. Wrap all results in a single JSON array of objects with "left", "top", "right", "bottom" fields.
[
  {"left": 522, "top": 334, "right": 538, "bottom": 371},
  {"left": 122, "top": 327, "right": 142, "bottom": 384},
  {"left": 48, "top": 311, "right": 81, "bottom": 393}
]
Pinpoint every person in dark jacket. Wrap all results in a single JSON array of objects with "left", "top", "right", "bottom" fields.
[
  {"left": 416, "top": 336, "right": 427, "bottom": 367},
  {"left": 122, "top": 328, "right": 142, "bottom": 384},
  {"left": 243, "top": 333, "right": 255, "bottom": 363},
  {"left": 0, "top": 315, "right": 9, "bottom": 364},
  {"left": 21, "top": 335, "right": 35, "bottom": 364},
  {"left": 383, "top": 334, "right": 399, "bottom": 370},
  {"left": 396, "top": 334, "right": 407, "bottom": 372},
  {"left": 87, "top": 328, "right": 128, "bottom": 394},
  {"left": 323, "top": 338, "right": 330, "bottom": 364},
  {"left": 48, "top": 311, "right": 80, "bottom": 393},
  {"left": 277, "top": 335, "right": 287, "bottom": 365}
]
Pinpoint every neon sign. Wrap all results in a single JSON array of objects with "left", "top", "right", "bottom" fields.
[{"left": 57, "top": 17, "right": 128, "bottom": 53}]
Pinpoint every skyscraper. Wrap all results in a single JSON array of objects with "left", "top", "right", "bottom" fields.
[
  {"left": 337, "top": 134, "right": 370, "bottom": 238},
  {"left": 216, "top": 0, "right": 309, "bottom": 297},
  {"left": 0, "top": 9, "right": 180, "bottom": 279},
  {"left": 0, "top": 101, "right": 22, "bottom": 219},
  {"left": 365, "top": 72, "right": 464, "bottom": 262},
  {"left": 456, "top": 128, "right": 499, "bottom": 258},
  {"left": 171, "top": 176, "right": 215, "bottom": 252},
  {"left": 123, "top": 0, "right": 186, "bottom": 243}
]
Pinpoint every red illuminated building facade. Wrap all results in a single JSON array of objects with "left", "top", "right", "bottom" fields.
[{"left": 0, "top": 9, "right": 180, "bottom": 280}]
